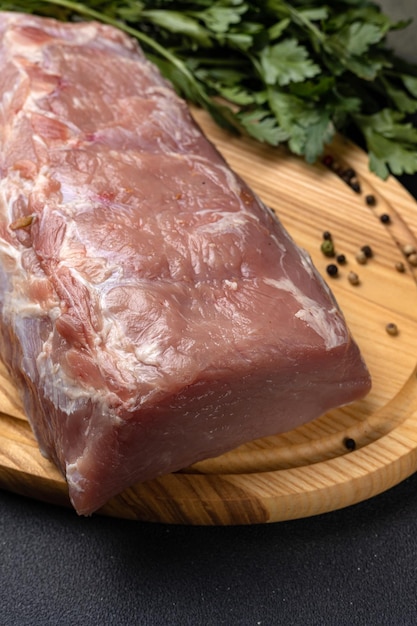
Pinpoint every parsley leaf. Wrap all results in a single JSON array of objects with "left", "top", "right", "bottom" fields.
[
  {"left": 237, "top": 109, "right": 289, "bottom": 145},
  {"left": 260, "top": 39, "right": 321, "bottom": 86},
  {"left": 355, "top": 109, "right": 417, "bottom": 179},
  {"left": 2, "top": 0, "right": 417, "bottom": 178}
]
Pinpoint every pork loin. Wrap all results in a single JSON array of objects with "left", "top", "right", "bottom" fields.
[{"left": 0, "top": 12, "right": 371, "bottom": 515}]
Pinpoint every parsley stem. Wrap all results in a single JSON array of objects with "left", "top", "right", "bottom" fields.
[{"left": 284, "top": 4, "right": 326, "bottom": 46}]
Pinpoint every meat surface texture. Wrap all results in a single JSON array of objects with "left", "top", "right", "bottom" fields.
[{"left": 0, "top": 12, "right": 371, "bottom": 515}]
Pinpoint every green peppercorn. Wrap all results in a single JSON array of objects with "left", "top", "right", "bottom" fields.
[{"left": 321, "top": 240, "right": 335, "bottom": 257}]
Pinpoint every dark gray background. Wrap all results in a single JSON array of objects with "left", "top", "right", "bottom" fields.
[
  {"left": 2, "top": 4, "right": 417, "bottom": 614},
  {"left": 379, "top": 0, "right": 417, "bottom": 63},
  {"left": 2, "top": 469, "right": 417, "bottom": 626}
]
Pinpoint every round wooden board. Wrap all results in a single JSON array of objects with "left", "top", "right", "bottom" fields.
[{"left": 1, "top": 107, "right": 417, "bottom": 525}]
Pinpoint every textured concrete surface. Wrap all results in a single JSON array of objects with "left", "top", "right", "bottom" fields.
[{"left": 378, "top": 0, "right": 417, "bottom": 62}]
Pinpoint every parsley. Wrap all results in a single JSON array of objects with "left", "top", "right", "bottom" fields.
[{"left": 2, "top": 0, "right": 417, "bottom": 179}]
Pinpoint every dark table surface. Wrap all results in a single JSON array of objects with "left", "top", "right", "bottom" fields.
[{"left": 2, "top": 172, "right": 417, "bottom": 626}]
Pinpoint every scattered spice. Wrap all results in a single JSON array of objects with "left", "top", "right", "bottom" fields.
[
  {"left": 341, "top": 167, "right": 356, "bottom": 182},
  {"left": 343, "top": 437, "right": 356, "bottom": 451},
  {"left": 380, "top": 213, "right": 391, "bottom": 224},
  {"left": 350, "top": 180, "right": 361, "bottom": 194},
  {"left": 322, "top": 231, "right": 332, "bottom": 241},
  {"left": 385, "top": 323, "right": 399, "bottom": 336},
  {"left": 403, "top": 244, "right": 416, "bottom": 257},
  {"left": 336, "top": 254, "right": 346, "bottom": 265},
  {"left": 321, "top": 240, "right": 335, "bottom": 257},
  {"left": 361, "top": 245, "right": 373, "bottom": 259},
  {"left": 348, "top": 271, "right": 360, "bottom": 285},
  {"left": 326, "top": 263, "right": 338, "bottom": 277},
  {"left": 9, "top": 215, "right": 34, "bottom": 230},
  {"left": 365, "top": 194, "right": 376, "bottom": 206},
  {"left": 332, "top": 162, "right": 343, "bottom": 176},
  {"left": 408, "top": 253, "right": 417, "bottom": 267},
  {"left": 322, "top": 155, "right": 334, "bottom": 168},
  {"left": 395, "top": 261, "right": 406, "bottom": 273},
  {"left": 355, "top": 250, "right": 367, "bottom": 265},
  {"left": 321, "top": 156, "right": 363, "bottom": 193}
]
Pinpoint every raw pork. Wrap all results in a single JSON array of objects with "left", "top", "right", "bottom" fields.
[{"left": 0, "top": 13, "right": 371, "bottom": 515}]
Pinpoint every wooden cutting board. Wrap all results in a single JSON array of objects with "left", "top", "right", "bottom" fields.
[{"left": 1, "top": 107, "right": 417, "bottom": 525}]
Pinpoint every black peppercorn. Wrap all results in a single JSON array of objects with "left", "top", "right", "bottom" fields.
[
  {"left": 342, "top": 167, "right": 356, "bottom": 181},
  {"left": 322, "top": 231, "right": 332, "bottom": 241},
  {"left": 350, "top": 180, "right": 361, "bottom": 193},
  {"left": 361, "top": 245, "right": 373, "bottom": 259},
  {"left": 344, "top": 437, "right": 356, "bottom": 451},
  {"left": 322, "top": 155, "right": 334, "bottom": 167},
  {"left": 365, "top": 194, "right": 376, "bottom": 206},
  {"left": 380, "top": 213, "right": 391, "bottom": 224},
  {"left": 336, "top": 254, "right": 346, "bottom": 265},
  {"left": 326, "top": 263, "right": 338, "bottom": 277}
]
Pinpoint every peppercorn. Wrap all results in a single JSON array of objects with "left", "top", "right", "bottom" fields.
[
  {"left": 395, "top": 261, "right": 406, "bottom": 273},
  {"left": 385, "top": 323, "right": 399, "bottom": 336},
  {"left": 350, "top": 180, "right": 361, "bottom": 193},
  {"left": 322, "top": 231, "right": 332, "bottom": 241},
  {"left": 326, "top": 263, "right": 338, "bottom": 277},
  {"left": 321, "top": 240, "right": 335, "bottom": 257},
  {"left": 380, "top": 213, "right": 391, "bottom": 224},
  {"left": 341, "top": 167, "right": 356, "bottom": 182},
  {"left": 336, "top": 254, "right": 346, "bottom": 265},
  {"left": 328, "top": 158, "right": 341, "bottom": 171},
  {"left": 322, "top": 155, "right": 334, "bottom": 167},
  {"left": 343, "top": 437, "right": 356, "bottom": 451},
  {"left": 408, "top": 253, "right": 417, "bottom": 267},
  {"left": 355, "top": 250, "right": 367, "bottom": 265},
  {"left": 403, "top": 244, "right": 416, "bottom": 257},
  {"left": 365, "top": 194, "right": 376, "bottom": 206},
  {"left": 348, "top": 271, "right": 360, "bottom": 285},
  {"left": 361, "top": 245, "right": 373, "bottom": 259}
]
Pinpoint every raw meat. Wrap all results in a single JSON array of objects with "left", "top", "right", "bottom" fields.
[{"left": 0, "top": 12, "right": 371, "bottom": 515}]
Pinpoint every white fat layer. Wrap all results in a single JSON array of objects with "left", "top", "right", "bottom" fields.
[{"left": 264, "top": 277, "right": 347, "bottom": 349}]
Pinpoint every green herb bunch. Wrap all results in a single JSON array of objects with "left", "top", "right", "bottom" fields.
[{"left": 2, "top": 0, "right": 417, "bottom": 179}]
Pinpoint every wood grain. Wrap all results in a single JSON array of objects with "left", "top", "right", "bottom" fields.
[{"left": 1, "top": 107, "right": 417, "bottom": 524}]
